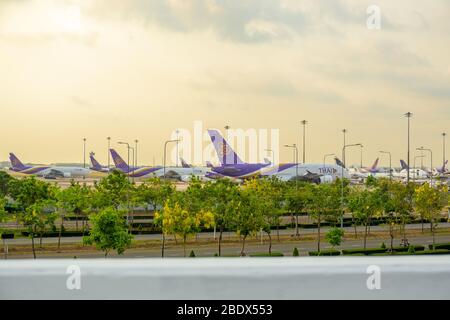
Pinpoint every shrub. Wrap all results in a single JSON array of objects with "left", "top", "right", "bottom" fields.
[
  {"left": 189, "top": 250, "right": 195, "bottom": 257},
  {"left": 309, "top": 250, "right": 340, "bottom": 256},
  {"left": 342, "top": 248, "right": 386, "bottom": 255},
  {"left": 430, "top": 243, "right": 450, "bottom": 250},
  {"left": 214, "top": 253, "right": 218, "bottom": 257},
  {"left": 392, "top": 245, "right": 425, "bottom": 253},
  {"left": 414, "top": 249, "right": 450, "bottom": 255},
  {"left": 408, "top": 246, "right": 415, "bottom": 254},
  {"left": 380, "top": 242, "right": 386, "bottom": 249},
  {"left": 293, "top": 247, "right": 299, "bottom": 256},
  {"left": 250, "top": 252, "right": 284, "bottom": 257}
]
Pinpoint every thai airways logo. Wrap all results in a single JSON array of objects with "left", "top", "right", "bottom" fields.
[
  {"left": 319, "top": 167, "right": 337, "bottom": 175},
  {"left": 216, "top": 141, "right": 230, "bottom": 159}
]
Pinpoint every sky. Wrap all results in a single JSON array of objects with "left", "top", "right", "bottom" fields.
[{"left": 0, "top": 0, "right": 449, "bottom": 167}]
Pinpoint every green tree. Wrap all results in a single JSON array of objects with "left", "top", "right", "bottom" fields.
[
  {"left": 201, "top": 178, "right": 240, "bottom": 256},
  {"left": 348, "top": 187, "right": 383, "bottom": 250},
  {"left": 9, "top": 177, "right": 58, "bottom": 258},
  {"left": 243, "top": 177, "right": 284, "bottom": 255},
  {"left": 285, "top": 182, "right": 312, "bottom": 239},
  {"left": 83, "top": 208, "right": 133, "bottom": 257},
  {"left": 234, "top": 186, "right": 265, "bottom": 256},
  {"left": 325, "top": 227, "right": 344, "bottom": 249},
  {"left": 154, "top": 196, "right": 214, "bottom": 257},
  {"left": 414, "top": 183, "right": 449, "bottom": 248},
  {"left": 376, "top": 179, "right": 410, "bottom": 252},
  {"left": 57, "top": 181, "right": 91, "bottom": 229},
  {"left": 0, "top": 171, "right": 14, "bottom": 197},
  {"left": 92, "top": 170, "right": 132, "bottom": 210},
  {"left": 134, "top": 177, "right": 175, "bottom": 233},
  {"left": 307, "top": 183, "right": 341, "bottom": 252},
  {"left": 0, "top": 197, "right": 8, "bottom": 235}
]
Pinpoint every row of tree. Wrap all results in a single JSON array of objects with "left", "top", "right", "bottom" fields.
[{"left": 0, "top": 170, "right": 448, "bottom": 258}]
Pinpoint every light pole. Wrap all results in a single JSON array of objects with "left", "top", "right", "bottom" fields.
[
  {"left": 417, "top": 147, "right": 433, "bottom": 186},
  {"left": 379, "top": 151, "right": 392, "bottom": 181},
  {"left": 118, "top": 141, "right": 132, "bottom": 228},
  {"left": 164, "top": 139, "right": 179, "bottom": 178},
  {"left": 342, "top": 129, "right": 347, "bottom": 167},
  {"left": 284, "top": 144, "right": 298, "bottom": 180},
  {"left": 83, "top": 138, "right": 86, "bottom": 168},
  {"left": 135, "top": 139, "right": 139, "bottom": 168},
  {"left": 360, "top": 144, "right": 363, "bottom": 169},
  {"left": 301, "top": 120, "right": 307, "bottom": 163},
  {"left": 265, "top": 149, "right": 274, "bottom": 165},
  {"left": 420, "top": 146, "right": 424, "bottom": 170},
  {"left": 175, "top": 129, "right": 179, "bottom": 167},
  {"left": 341, "top": 143, "right": 362, "bottom": 229},
  {"left": 107, "top": 137, "right": 111, "bottom": 169},
  {"left": 323, "top": 153, "right": 335, "bottom": 167},
  {"left": 413, "top": 155, "right": 425, "bottom": 182},
  {"left": 443, "top": 133, "right": 447, "bottom": 170},
  {"left": 405, "top": 112, "right": 413, "bottom": 183}
]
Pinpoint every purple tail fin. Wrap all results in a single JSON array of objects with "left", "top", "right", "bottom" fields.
[
  {"left": 400, "top": 160, "right": 409, "bottom": 170},
  {"left": 180, "top": 157, "right": 191, "bottom": 168},
  {"left": 89, "top": 152, "right": 103, "bottom": 171},
  {"left": 109, "top": 149, "right": 129, "bottom": 171},
  {"left": 9, "top": 153, "right": 26, "bottom": 171},
  {"left": 207, "top": 129, "right": 245, "bottom": 165},
  {"left": 206, "top": 161, "right": 213, "bottom": 168},
  {"left": 370, "top": 158, "right": 379, "bottom": 171}
]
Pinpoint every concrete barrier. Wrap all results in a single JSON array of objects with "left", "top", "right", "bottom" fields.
[{"left": 1, "top": 256, "right": 449, "bottom": 299}]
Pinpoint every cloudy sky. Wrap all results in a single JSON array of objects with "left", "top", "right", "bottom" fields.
[{"left": 0, "top": 0, "right": 449, "bottom": 167}]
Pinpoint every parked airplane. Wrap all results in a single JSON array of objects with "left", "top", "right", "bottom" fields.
[
  {"left": 434, "top": 160, "right": 449, "bottom": 176},
  {"left": 162, "top": 158, "right": 212, "bottom": 181},
  {"left": 359, "top": 158, "right": 380, "bottom": 174},
  {"left": 206, "top": 129, "right": 270, "bottom": 179},
  {"left": 180, "top": 157, "right": 191, "bottom": 168},
  {"left": 110, "top": 149, "right": 162, "bottom": 178},
  {"left": 89, "top": 152, "right": 110, "bottom": 173},
  {"left": 110, "top": 149, "right": 210, "bottom": 181},
  {"left": 8, "top": 153, "right": 90, "bottom": 178},
  {"left": 394, "top": 160, "right": 430, "bottom": 180},
  {"left": 260, "top": 163, "right": 349, "bottom": 183}
]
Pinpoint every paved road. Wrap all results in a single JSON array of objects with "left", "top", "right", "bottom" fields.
[{"left": 5, "top": 222, "right": 448, "bottom": 246}]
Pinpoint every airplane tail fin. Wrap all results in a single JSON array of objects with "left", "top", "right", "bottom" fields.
[
  {"left": 207, "top": 129, "right": 245, "bottom": 165},
  {"left": 9, "top": 153, "right": 26, "bottom": 171},
  {"left": 334, "top": 157, "right": 345, "bottom": 168},
  {"left": 206, "top": 161, "right": 213, "bottom": 168},
  {"left": 89, "top": 152, "right": 103, "bottom": 171},
  {"left": 400, "top": 160, "right": 409, "bottom": 170},
  {"left": 370, "top": 158, "right": 379, "bottom": 171},
  {"left": 264, "top": 157, "right": 271, "bottom": 165},
  {"left": 442, "top": 160, "right": 449, "bottom": 172},
  {"left": 180, "top": 157, "right": 191, "bottom": 168},
  {"left": 109, "top": 149, "right": 129, "bottom": 171}
]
